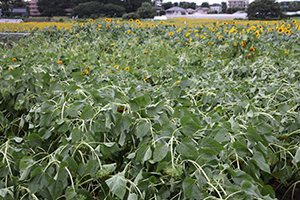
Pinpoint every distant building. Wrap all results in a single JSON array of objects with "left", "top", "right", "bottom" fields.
[
  {"left": 210, "top": 4, "right": 222, "bottom": 13},
  {"left": 165, "top": 7, "right": 188, "bottom": 15},
  {"left": 0, "top": 8, "right": 27, "bottom": 16},
  {"left": 11, "top": 8, "right": 28, "bottom": 16},
  {"left": 194, "top": 7, "right": 211, "bottom": 14},
  {"left": 187, "top": 8, "right": 195, "bottom": 14},
  {"left": 227, "top": 0, "right": 249, "bottom": 9},
  {"left": 28, "top": 0, "right": 40, "bottom": 16}
]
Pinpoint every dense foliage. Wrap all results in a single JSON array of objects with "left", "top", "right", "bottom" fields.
[
  {"left": 1, "top": 18, "right": 300, "bottom": 199},
  {"left": 72, "top": 1, "right": 125, "bottom": 18},
  {"left": 37, "top": 0, "right": 151, "bottom": 17},
  {"left": 136, "top": 2, "right": 157, "bottom": 19},
  {"left": 247, "top": 0, "right": 283, "bottom": 20}
]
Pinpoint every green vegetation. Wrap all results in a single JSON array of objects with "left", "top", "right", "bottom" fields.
[
  {"left": 247, "top": 0, "right": 283, "bottom": 20},
  {"left": 1, "top": 19, "right": 300, "bottom": 199}
]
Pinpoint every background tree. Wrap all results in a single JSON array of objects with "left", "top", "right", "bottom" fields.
[
  {"left": 124, "top": 0, "right": 151, "bottom": 13},
  {"left": 162, "top": 1, "right": 173, "bottom": 10},
  {"left": 179, "top": 1, "right": 196, "bottom": 9},
  {"left": 221, "top": 2, "right": 227, "bottom": 13},
  {"left": 0, "top": 0, "right": 11, "bottom": 14},
  {"left": 200, "top": 2, "right": 210, "bottom": 8},
  {"left": 173, "top": 2, "right": 178, "bottom": 6},
  {"left": 136, "top": 2, "right": 157, "bottom": 18},
  {"left": 227, "top": 7, "right": 244, "bottom": 14},
  {"left": 72, "top": 1, "right": 125, "bottom": 18},
  {"left": 247, "top": 0, "right": 282, "bottom": 19},
  {"left": 12, "top": 0, "right": 28, "bottom": 8},
  {"left": 37, "top": 0, "right": 69, "bottom": 16}
]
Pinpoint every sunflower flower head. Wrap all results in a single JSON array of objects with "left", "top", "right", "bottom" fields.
[
  {"left": 12, "top": 58, "right": 17, "bottom": 62},
  {"left": 57, "top": 60, "right": 63, "bottom": 64},
  {"left": 241, "top": 41, "right": 246, "bottom": 47},
  {"left": 125, "top": 67, "right": 130, "bottom": 70}
]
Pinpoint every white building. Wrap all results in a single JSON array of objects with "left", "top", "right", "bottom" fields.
[
  {"left": 210, "top": 5, "right": 222, "bottom": 13},
  {"left": 227, "top": 0, "right": 249, "bottom": 9},
  {"left": 165, "top": 7, "right": 188, "bottom": 15}
]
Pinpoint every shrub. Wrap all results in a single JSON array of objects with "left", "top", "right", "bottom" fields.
[
  {"left": 122, "top": 12, "right": 140, "bottom": 20},
  {"left": 136, "top": 2, "right": 157, "bottom": 19}
]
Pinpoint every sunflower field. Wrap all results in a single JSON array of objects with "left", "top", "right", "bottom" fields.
[{"left": 1, "top": 18, "right": 300, "bottom": 200}]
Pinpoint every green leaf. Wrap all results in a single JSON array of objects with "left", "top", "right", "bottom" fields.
[
  {"left": 105, "top": 171, "right": 127, "bottom": 199},
  {"left": 65, "top": 187, "right": 77, "bottom": 200},
  {"left": 292, "top": 148, "right": 300, "bottom": 165},
  {"left": 146, "top": 102, "right": 164, "bottom": 116},
  {"left": 183, "top": 178, "right": 201, "bottom": 199},
  {"left": 241, "top": 180, "right": 262, "bottom": 198},
  {"left": 177, "top": 137, "right": 198, "bottom": 158},
  {"left": 19, "top": 156, "right": 35, "bottom": 181},
  {"left": 169, "top": 86, "right": 181, "bottom": 99},
  {"left": 131, "top": 93, "right": 151, "bottom": 107},
  {"left": 81, "top": 104, "right": 95, "bottom": 120},
  {"left": 252, "top": 151, "right": 270, "bottom": 173},
  {"left": 247, "top": 125, "right": 264, "bottom": 143},
  {"left": 128, "top": 193, "right": 138, "bottom": 200},
  {"left": 135, "top": 120, "right": 151, "bottom": 139},
  {"left": 180, "top": 116, "right": 200, "bottom": 135},
  {"left": 256, "top": 122, "right": 273, "bottom": 134},
  {"left": 0, "top": 187, "right": 14, "bottom": 198},
  {"left": 278, "top": 104, "right": 291, "bottom": 114},
  {"left": 86, "top": 160, "right": 100, "bottom": 177},
  {"left": 136, "top": 144, "right": 152, "bottom": 163},
  {"left": 153, "top": 143, "right": 169, "bottom": 162},
  {"left": 200, "top": 137, "right": 225, "bottom": 154}
]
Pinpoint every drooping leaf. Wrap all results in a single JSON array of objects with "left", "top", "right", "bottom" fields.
[
  {"left": 81, "top": 104, "right": 95, "bottom": 120},
  {"left": 176, "top": 137, "right": 198, "bottom": 158},
  {"left": 105, "top": 171, "right": 127, "bottom": 199},
  {"left": 135, "top": 120, "right": 151, "bottom": 139},
  {"left": 182, "top": 178, "right": 201, "bottom": 199},
  {"left": 153, "top": 143, "right": 169, "bottom": 162}
]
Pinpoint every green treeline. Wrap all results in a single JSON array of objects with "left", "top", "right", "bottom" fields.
[{"left": 36, "top": 0, "right": 153, "bottom": 18}]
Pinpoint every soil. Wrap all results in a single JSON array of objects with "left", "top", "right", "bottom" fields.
[{"left": 269, "top": 178, "right": 300, "bottom": 200}]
